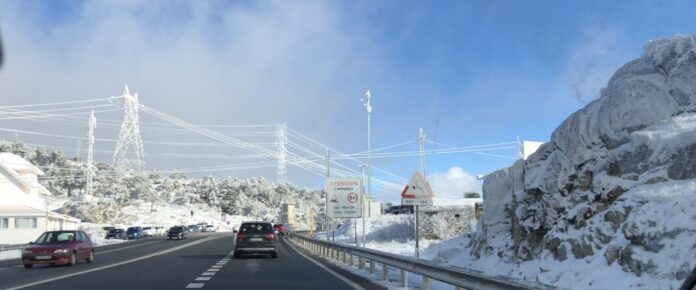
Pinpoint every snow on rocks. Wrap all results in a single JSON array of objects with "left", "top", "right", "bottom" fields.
[{"left": 460, "top": 35, "right": 696, "bottom": 289}]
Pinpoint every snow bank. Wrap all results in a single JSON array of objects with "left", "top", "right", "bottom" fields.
[{"left": 316, "top": 211, "right": 475, "bottom": 258}]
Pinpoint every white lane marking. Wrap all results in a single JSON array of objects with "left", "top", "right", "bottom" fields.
[
  {"left": 6, "top": 235, "right": 226, "bottom": 290},
  {"left": 201, "top": 272, "right": 216, "bottom": 276},
  {"left": 207, "top": 269, "right": 220, "bottom": 272},
  {"left": 284, "top": 239, "right": 365, "bottom": 290},
  {"left": 195, "top": 277, "right": 211, "bottom": 281},
  {"left": 186, "top": 283, "right": 205, "bottom": 288},
  {"left": 211, "top": 265, "right": 223, "bottom": 268},
  {"left": 96, "top": 241, "right": 160, "bottom": 255}
]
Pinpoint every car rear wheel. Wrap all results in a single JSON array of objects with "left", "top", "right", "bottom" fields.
[
  {"left": 23, "top": 264, "right": 32, "bottom": 269},
  {"left": 86, "top": 250, "right": 94, "bottom": 263},
  {"left": 271, "top": 253, "right": 277, "bottom": 259},
  {"left": 68, "top": 252, "right": 77, "bottom": 266},
  {"left": 233, "top": 252, "right": 241, "bottom": 259}
]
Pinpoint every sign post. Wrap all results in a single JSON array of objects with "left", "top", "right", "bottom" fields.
[
  {"left": 326, "top": 177, "right": 363, "bottom": 243},
  {"left": 401, "top": 172, "right": 434, "bottom": 259}
]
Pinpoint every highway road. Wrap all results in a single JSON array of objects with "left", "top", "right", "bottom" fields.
[{"left": 0, "top": 233, "right": 383, "bottom": 290}]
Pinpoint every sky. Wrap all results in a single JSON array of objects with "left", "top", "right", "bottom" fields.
[{"left": 1, "top": 0, "right": 696, "bottom": 202}]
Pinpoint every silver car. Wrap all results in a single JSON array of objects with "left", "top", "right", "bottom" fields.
[{"left": 234, "top": 222, "right": 277, "bottom": 259}]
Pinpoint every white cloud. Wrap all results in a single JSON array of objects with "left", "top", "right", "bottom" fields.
[
  {"left": 561, "top": 26, "right": 630, "bottom": 103},
  {"left": 428, "top": 166, "right": 481, "bottom": 197},
  {"left": 0, "top": 1, "right": 387, "bottom": 185}
]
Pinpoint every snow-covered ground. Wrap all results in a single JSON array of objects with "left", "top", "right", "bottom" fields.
[
  {"left": 118, "top": 202, "right": 248, "bottom": 232},
  {"left": 314, "top": 215, "right": 441, "bottom": 258}
]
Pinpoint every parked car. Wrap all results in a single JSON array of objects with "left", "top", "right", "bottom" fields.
[
  {"left": 187, "top": 224, "right": 201, "bottom": 232},
  {"left": 234, "top": 221, "right": 277, "bottom": 259},
  {"left": 142, "top": 227, "right": 156, "bottom": 237},
  {"left": 126, "top": 226, "right": 144, "bottom": 240},
  {"left": 21, "top": 230, "right": 95, "bottom": 269},
  {"left": 385, "top": 205, "right": 414, "bottom": 215},
  {"left": 167, "top": 226, "right": 187, "bottom": 240},
  {"left": 105, "top": 228, "right": 127, "bottom": 240},
  {"left": 273, "top": 223, "right": 289, "bottom": 236},
  {"left": 204, "top": 224, "right": 217, "bottom": 232}
]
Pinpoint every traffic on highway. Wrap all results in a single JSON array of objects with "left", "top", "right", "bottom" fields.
[{"left": 1, "top": 228, "right": 381, "bottom": 290}]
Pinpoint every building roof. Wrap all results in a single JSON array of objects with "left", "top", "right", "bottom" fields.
[
  {"left": 0, "top": 153, "right": 44, "bottom": 175},
  {"left": 0, "top": 205, "right": 80, "bottom": 223}
]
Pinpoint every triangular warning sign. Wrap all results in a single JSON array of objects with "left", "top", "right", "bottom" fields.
[{"left": 401, "top": 172, "right": 434, "bottom": 199}]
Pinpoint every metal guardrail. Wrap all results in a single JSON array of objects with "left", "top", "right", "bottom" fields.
[
  {"left": 0, "top": 245, "right": 25, "bottom": 251},
  {"left": 290, "top": 234, "right": 558, "bottom": 290}
]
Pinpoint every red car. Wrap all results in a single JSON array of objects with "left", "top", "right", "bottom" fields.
[
  {"left": 273, "top": 223, "right": 289, "bottom": 236},
  {"left": 21, "top": 230, "right": 95, "bottom": 269}
]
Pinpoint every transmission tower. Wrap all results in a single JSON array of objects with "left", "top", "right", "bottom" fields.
[
  {"left": 276, "top": 123, "right": 288, "bottom": 183},
  {"left": 84, "top": 110, "right": 96, "bottom": 200},
  {"left": 113, "top": 85, "right": 146, "bottom": 170}
]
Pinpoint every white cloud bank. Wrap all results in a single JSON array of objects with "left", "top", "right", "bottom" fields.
[{"left": 428, "top": 166, "right": 481, "bottom": 197}]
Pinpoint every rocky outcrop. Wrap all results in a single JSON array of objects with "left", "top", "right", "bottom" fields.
[{"left": 473, "top": 35, "right": 696, "bottom": 282}]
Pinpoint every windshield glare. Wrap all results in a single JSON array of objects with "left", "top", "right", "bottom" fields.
[{"left": 35, "top": 232, "right": 76, "bottom": 244}]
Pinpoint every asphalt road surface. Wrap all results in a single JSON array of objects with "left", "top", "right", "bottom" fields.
[{"left": 0, "top": 233, "right": 383, "bottom": 290}]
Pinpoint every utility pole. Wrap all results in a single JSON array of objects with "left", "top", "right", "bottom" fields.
[
  {"left": 277, "top": 124, "right": 288, "bottom": 183},
  {"left": 361, "top": 90, "right": 372, "bottom": 248},
  {"left": 325, "top": 148, "right": 332, "bottom": 242},
  {"left": 85, "top": 110, "right": 96, "bottom": 201},
  {"left": 416, "top": 128, "right": 426, "bottom": 259},
  {"left": 113, "top": 85, "right": 146, "bottom": 170}
]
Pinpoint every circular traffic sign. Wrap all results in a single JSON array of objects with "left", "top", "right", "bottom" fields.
[{"left": 347, "top": 192, "right": 358, "bottom": 203}]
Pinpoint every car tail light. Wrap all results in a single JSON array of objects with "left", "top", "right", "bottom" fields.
[
  {"left": 236, "top": 232, "right": 248, "bottom": 241},
  {"left": 263, "top": 233, "right": 276, "bottom": 240}
]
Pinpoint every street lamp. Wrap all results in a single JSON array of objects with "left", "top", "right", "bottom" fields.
[{"left": 360, "top": 90, "right": 372, "bottom": 248}]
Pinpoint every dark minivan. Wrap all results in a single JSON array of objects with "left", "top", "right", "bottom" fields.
[
  {"left": 234, "top": 222, "right": 277, "bottom": 259},
  {"left": 105, "top": 228, "right": 126, "bottom": 240},
  {"left": 167, "top": 226, "right": 187, "bottom": 240},
  {"left": 126, "top": 226, "right": 143, "bottom": 240}
]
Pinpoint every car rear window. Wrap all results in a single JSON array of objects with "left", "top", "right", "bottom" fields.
[
  {"left": 170, "top": 227, "right": 183, "bottom": 232},
  {"left": 109, "top": 229, "right": 123, "bottom": 233},
  {"left": 240, "top": 223, "right": 272, "bottom": 233}
]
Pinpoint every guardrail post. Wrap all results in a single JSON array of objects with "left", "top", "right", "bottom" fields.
[
  {"left": 400, "top": 270, "right": 408, "bottom": 288},
  {"left": 369, "top": 260, "right": 375, "bottom": 274},
  {"left": 383, "top": 264, "right": 389, "bottom": 281},
  {"left": 455, "top": 287, "right": 464, "bottom": 290},
  {"left": 422, "top": 276, "right": 431, "bottom": 290},
  {"left": 359, "top": 257, "right": 365, "bottom": 270}
]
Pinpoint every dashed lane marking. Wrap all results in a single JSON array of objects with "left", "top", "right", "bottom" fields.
[
  {"left": 5, "top": 235, "right": 226, "bottom": 290},
  {"left": 185, "top": 283, "right": 205, "bottom": 288},
  {"left": 195, "top": 277, "right": 211, "bottom": 281}
]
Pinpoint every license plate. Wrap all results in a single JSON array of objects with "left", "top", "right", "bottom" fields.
[
  {"left": 250, "top": 238, "right": 262, "bottom": 242},
  {"left": 35, "top": 256, "right": 51, "bottom": 260}
]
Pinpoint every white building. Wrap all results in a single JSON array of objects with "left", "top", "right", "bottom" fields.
[{"left": 0, "top": 153, "right": 80, "bottom": 244}]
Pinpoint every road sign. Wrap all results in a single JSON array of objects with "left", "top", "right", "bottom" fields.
[
  {"left": 401, "top": 172, "right": 434, "bottom": 206},
  {"left": 326, "top": 177, "right": 363, "bottom": 218},
  {"left": 403, "top": 198, "right": 433, "bottom": 206}
]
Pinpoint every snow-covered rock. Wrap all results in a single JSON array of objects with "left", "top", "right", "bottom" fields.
[{"left": 469, "top": 35, "right": 696, "bottom": 289}]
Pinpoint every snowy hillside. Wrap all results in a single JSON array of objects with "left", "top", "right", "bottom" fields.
[{"left": 459, "top": 35, "right": 696, "bottom": 289}]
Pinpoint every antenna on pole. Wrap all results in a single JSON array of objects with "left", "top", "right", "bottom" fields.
[
  {"left": 276, "top": 123, "right": 288, "bottom": 183},
  {"left": 113, "top": 84, "right": 146, "bottom": 170},
  {"left": 84, "top": 110, "right": 96, "bottom": 202}
]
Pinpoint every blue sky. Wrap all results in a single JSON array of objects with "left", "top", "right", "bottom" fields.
[{"left": 1, "top": 1, "right": 696, "bottom": 201}]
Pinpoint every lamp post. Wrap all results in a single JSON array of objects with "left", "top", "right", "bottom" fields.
[{"left": 361, "top": 90, "right": 372, "bottom": 248}]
